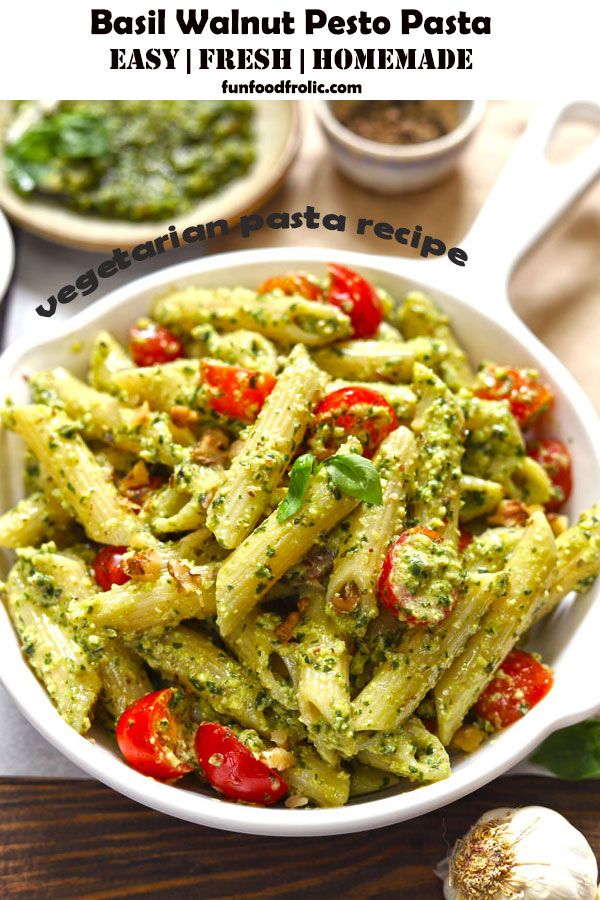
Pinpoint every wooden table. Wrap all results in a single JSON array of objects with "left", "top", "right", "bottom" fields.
[{"left": 0, "top": 776, "right": 598, "bottom": 897}]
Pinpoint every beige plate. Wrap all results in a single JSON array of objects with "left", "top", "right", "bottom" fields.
[{"left": 0, "top": 101, "right": 301, "bottom": 252}]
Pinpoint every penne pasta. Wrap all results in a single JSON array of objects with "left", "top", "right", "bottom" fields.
[
  {"left": 207, "top": 344, "right": 327, "bottom": 549},
  {"left": 215, "top": 438, "right": 362, "bottom": 637}
]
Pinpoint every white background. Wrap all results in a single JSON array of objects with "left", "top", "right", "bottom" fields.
[{"left": 2, "top": 0, "right": 600, "bottom": 98}]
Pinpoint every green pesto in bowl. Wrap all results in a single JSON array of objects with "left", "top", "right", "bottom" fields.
[{"left": 3, "top": 100, "right": 255, "bottom": 222}]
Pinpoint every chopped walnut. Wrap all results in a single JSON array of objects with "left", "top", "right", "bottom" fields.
[
  {"left": 191, "top": 428, "right": 230, "bottom": 465},
  {"left": 122, "top": 548, "right": 162, "bottom": 581},
  {"left": 170, "top": 405, "right": 200, "bottom": 428},
  {"left": 330, "top": 581, "right": 361, "bottom": 614},
  {"left": 547, "top": 512, "right": 569, "bottom": 536},
  {"left": 285, "top": 795, "right": 309, "bottom": 809},
  {"left": 270, "top": 729, "right": 290, "bottom": 749},
  {"left": 119, "top": 460, "right": 150, "bottom": 494},
  {"left": 275, "top": 598, "right": 309, "bottom": 643},
  {"left": 260, "top": 747, "right": 296, "bottom": 771},
  {"left": 167, "top": 558, "right": 206, "bottom": 592},
  {"left": 130, "top": 401, "right": 151, "bottom": 428},
  {"left": 450, "top": 724, "right": 487, "bottom": 754},
  {"left": 228, "top": 438, "right": 244, "bottom": 459},
  {"left": 487, "top": 498, "right": 530, "bottom": 527},
  {"left": 302, "top": 545, "right": 336, "bottom": 581}
]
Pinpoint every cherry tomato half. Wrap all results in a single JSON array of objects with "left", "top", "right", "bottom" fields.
[
  {"left": 474, "top": 649, "right": 554, "bottom": 732},
  {"left": 476, "top": 364, "right": 553, "bottom": 429},
  {"left": 327, "top": 263, "right": 382, "bottom": 338},
  {"left": 310, "top": 386, "right": 398, "bottom": 459},
  {"left": 258, "top": 273, "right": 324, "bottom": 302},
  {"left": 129, "top": 321, "right": 184, "bottom": 367},
  {"left": 92, "top": 545, "right": 131, "bottom": 591},
  {"left": 200, "top": 360, "right": 276, "bottom": 424},
  {"left": 378, "top": 526, "right": 459, "bottom": 626},
  {"left": 116, "top": 688, "right": 194, "bottom": 780},
  {"left": 195, "top": 723, "right": 288, "bottom": 806},
  {"left": 528, "top": 438, "right": 573, "bottom": 512}
]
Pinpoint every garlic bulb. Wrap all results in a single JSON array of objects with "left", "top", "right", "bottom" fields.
[{"left": 440, "top": 806, "right": 598, "bottom": 900}]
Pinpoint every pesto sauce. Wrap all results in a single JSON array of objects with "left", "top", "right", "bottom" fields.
[{"left": 5, "top": 100, "right": 255, "bottom": 221}]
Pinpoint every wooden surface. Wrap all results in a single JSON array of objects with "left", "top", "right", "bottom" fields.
[{"left": 0, "top": 777, "right": 598, "bottom": 898}]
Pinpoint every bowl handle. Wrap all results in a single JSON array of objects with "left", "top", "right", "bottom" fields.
[{"left": 459, "top": 101, "right": 600, "bottom": 302}]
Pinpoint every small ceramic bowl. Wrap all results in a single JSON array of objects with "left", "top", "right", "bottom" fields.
[{"left": 315, "top": 100, "right": 486, "bottom": 193}]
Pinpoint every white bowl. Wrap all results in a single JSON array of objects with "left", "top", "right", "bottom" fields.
[
  {"left": 314, "top": 100, "right": 486, "bottom": 193},
  {"left": 0, "top": 244, "right": 599, "bottom": 836}
]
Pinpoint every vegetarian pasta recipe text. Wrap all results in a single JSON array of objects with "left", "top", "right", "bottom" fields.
[{"left": 1, "top": 265, "right": 598, "bottom": 809}]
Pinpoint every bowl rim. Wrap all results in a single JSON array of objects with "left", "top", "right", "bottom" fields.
[
  {"left": 0, "top": 244, "right": 599, "bottom": 837},
  {"left": 314, "top": 99, "right": 487, "bottom": 160}
]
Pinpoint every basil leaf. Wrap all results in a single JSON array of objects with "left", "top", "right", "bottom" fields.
[
  {"left": 530, "top": 719, "right": 600, "bottom": 780},
  {"left": 322, "top": 454, "right": 383, "bottom": 506},
  {"left": 277, "top": 453, "right": 316, "bottom": 523},
  {"left": 56, "top": 112, "right": 109, "bottom": 159},
  {"left": 5, "top": 121, "right": 58, "bottom": 193},
  {"left": 6, "top": 111, "right": 109, "bottom": 195}
]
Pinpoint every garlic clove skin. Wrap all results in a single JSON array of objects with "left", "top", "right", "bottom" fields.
[{"left": 443, "top": 806, "right": 598, "bottom": 900}]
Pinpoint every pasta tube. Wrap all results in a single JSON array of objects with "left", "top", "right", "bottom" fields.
[
  {"left": 326, "top": 426, "right": 417, "bottom": 635},
  {"left": 351, "top": 570, "right": 503, "bottom": 732},
  {"left": 108, "top": 359, "right": 201, "bottom": 411},
  {"left": 434, "top": 511, "right": 557, "bottom": 744},
  {"left": 154, "top": 286, "right": 352, "bottom": 346},
  {"left": 312, "top": 337, "right": 448, "bottom": 383},
  {"left": 30, "top": 368, "right": 194, "bottom": 467},
  {"left": 132, "top": 625, "right": 271, "bottom": 734},
  {"left": 293, "top": 595, "right": 355, "bottom": 760},
  {"left": 534, "top": 501, "right": 600, "bottom": 622},
  {"left": 97, "top": 638, "right": 153, "bottom": 723},
  {"left": 88, "top": 331, "right": 131, "bottom": 392},
  {"left": 3, "top": 405, "right": 146, "bottom": 547},
  {"left": 82, "top": 563, "right": 218, "bottom": 633},
  {"left": 192, "top": 325, "right": 279, "bottom": 374},
  {"left": 230, "top": 610, "right": 298, "bottom": 711},
  {"left": 459, "top": 474, "right": 504, "bottom": 522},
  {"left": 396, "top": 290, "right": 474, "bottom": 389},
  {"left": 207, "top": 344, "right": 327, "bottom": 548},
  {"left": 284, "top": 744, "right": 351, "bottom": 807},
  {"left": 5, "top": 566, "right": 101, "bottom": 733},
  {"left": 357, "top": 716, "right": 451, "bottom": 784},
  {"left": 0, "top": 490, "right": 72, "bottom": 549},
  {"left": 462, "top": 394, "right": 552, "bottom": 505},
  {"left": 215, "top": 438, "right": 361, "bottom": 637}
]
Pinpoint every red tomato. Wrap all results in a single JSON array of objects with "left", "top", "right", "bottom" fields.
[
  {"left": 195, "top": 723, "right": 288, "bottom": 806},
  {"left": 458, "top": 527, "right": 474, "bottom": 553},
  {"left": 327, "top": 263, "right": 382, "bottom": 338},
  {"left": 378, "top": 526, "right": 456, "bottom": 626},
  {"left": 528, "top": 438, "right": 573, "bottom": 512},
  {"left": 92, "top": 545, "right": 131, "bottom": 591},
  {"left": 474, "top": 649, "right": 554, "bottom": 731},
  {"left": 129, "top": 321, "right": 184, "bottom": 367},
  {"left": 200, "top": 360, "right": 276, "bottom": 423},
  {"left": 311, "top": 386, "right": 398, "bottom": 459},
  {"left": 116, "top": 689, "right": 194, "bottom": 780},
  {"left": 476, "top": 364, "right": 553, "bottom": 429},
  {"left": 258, "top": 273, "right": 324, "bottom": 302}
]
